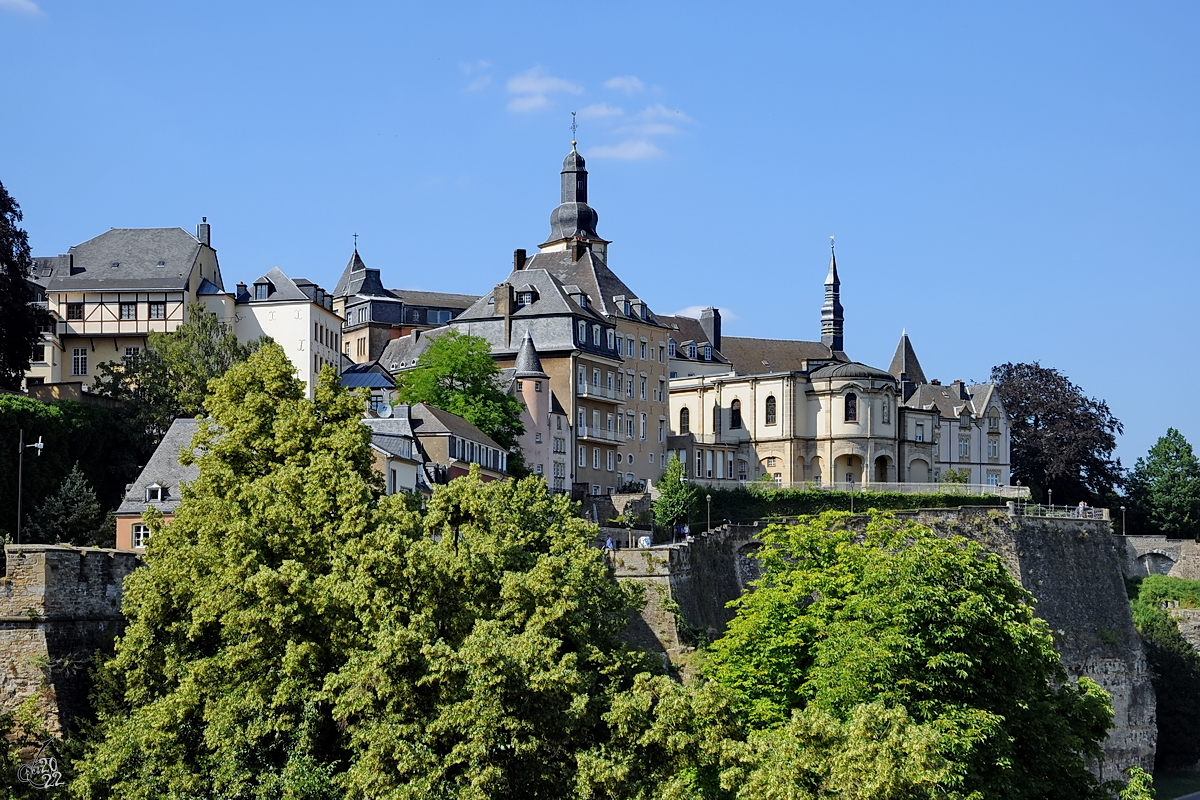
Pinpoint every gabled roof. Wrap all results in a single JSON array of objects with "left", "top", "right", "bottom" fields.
[
  {"left": 523, "top": 248, "right": 664, "bottom": 326},
  {"left": 333, "top": 249, "right": 396, "bottom": 299},
  {"left": 658, "top": 314, "right": 733, "bottom": 367},
  {"left": 241, "top": 266, "right": 313, "bottom": 304},
  {"left": 196, "top": 277, "right": 224, "bottom": 295},
  {"left": 45, "top": 228, "right": 208, "bottom": 292},
  {"left": 379, "top": 327, "right": 451, "bottom": 373},
  {"left": 408, "top": 402, "right": 502, "bottom": 449},
  {"left": 362, "top": 416, "right": 419, "bottom": 461},
  {"left": 717, "top": 336, "right": 842, "bottom": 375},
  {"left": 116, "top": 418, "right": 201, "bottom": 516},
  {"left": 901, "top": 381, "right": 998, "bottom": 417}
]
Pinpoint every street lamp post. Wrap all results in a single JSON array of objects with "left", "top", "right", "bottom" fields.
[
  {"left": 706, "top": 494, "right": 712, "bottom": 534},
  {"left": 16, "top": 429, "right": 44, "bottom": 545},
  {"left": 1121, "top": 505, "right": 1127, "bottom": 535},
  {"left": 1047, "top": 488, "right": 1052, "bottom": 514}
]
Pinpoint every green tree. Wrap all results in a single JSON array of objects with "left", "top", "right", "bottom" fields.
[
  {"left": 394, "top": 330, "right": 526, "bottom": 474},
  {"left": 0, "top": 180, "right": 46, "bottom": 392},
  {"left": 94, "top": 303, "right": 267, "bottom": 445},
  {"left": 992, "top": 361, "right": 1124, "bottom": 503},
  {"left": 652, "top": 453, "right": 696, "bottom": 532},
  {"left": 328, "top": 470, "right": 655, "bottom": 799},
  {"left": 1127, "top": 428, "right": 1200, "bottom": 538},
  {"left": 72, "top": 343, "right": 375, "bottom": 799},
  {"left": 22, "top": 462, "right": 104, "bottom": 545},
  {"left": 706, "top": 511, "right": 1114, "bottom": 799},
  {"left": 939, "top": 466, "right": 971, "bottom": 484},
  {"left": 1119, "top": 766, "right": 1155, "bottom": 800}
]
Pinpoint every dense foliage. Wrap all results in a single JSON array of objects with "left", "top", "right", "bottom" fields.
[
  {"left": 394, "top": 330, "right": 527, "bottom": 474},
  {"left": 1128, "top": 575, "right": 1200, "bottom": 770},
  {"left": 0, "top": 394, "right": 145, "bottom": 539},
  {"left": 701, "top": 485, "right": 1004, "bottom": 527},
  {"left": 22, "top": 463, "right": 109, "bottom": 546},
  {"left": 0, "top": 179, "right": 46, "bottom": 391},
  {"left": 1126, "top": 428, "right": 1200, "bottom": 538},
  {"left": 652, "top": 453, "right": 698, "bottom": 530},
  {"left": 706, "top": 511, "right": 1114, "bottom": 799},
  {"left": 93, "top": 303, "right": 267, "bottom": 448},
  {"left": 992, "top": 361, "right": 1124, "bottom": 503}
]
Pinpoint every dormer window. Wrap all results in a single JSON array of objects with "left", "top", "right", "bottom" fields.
[
  {"left": 960, "top": 413, "right": 970, "bottom": 427},
  {"left": 577, "top": 320, "right": 587, "bottom": 343},
  {"left": 146, "top": 484, "right": 164, "bottom": 503},
  {"left": 668, "top": 340, "right": 676, "bottom": 358},
  {"left": 687, "top": 342, "right": 697, "bottom": 359},
  {"left": 606, "top": 329, "right": 615, "bottom": 349},
  {"left": 592, "top": 325, "right": 601, "bottom": 346},
  {"left": 254, "top": 283, "right": 270, "bottom": 300},
  {"left": 703, "top": 344, "right": 712, "bottom": 361}
]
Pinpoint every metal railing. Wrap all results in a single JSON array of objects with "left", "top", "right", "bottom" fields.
[
  {"left": 577, "top": 425, "right": 623, "bottom": 443},
  {"left": 1010, "top": 501, "right": 1109, "bottom": 520},
  {"left": 680, "top": 478, "right": 1030, "bottom": 498},
  {"left": 578, "top": 384, "right": 622, "bottom": 402}
]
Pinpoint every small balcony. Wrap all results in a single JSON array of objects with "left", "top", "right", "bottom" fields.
[
  {"left": 577, "top": 425, "right": 623, "bottom": 444},
  {"left": 577, "top": 383, "right": 623, "bottom": 403}
]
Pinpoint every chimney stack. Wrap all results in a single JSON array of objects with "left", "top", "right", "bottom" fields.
[
  {"left": 513, "top": 249, "right": 527, "bottom": 271},
  {"left": 236, "top": 281, "right": 247, "bottom": 298},
  {"left": 700, "top": 307, "right": 722, "bottom": 351},
  {"left": 197, "top": 217, "right": 211, "bottom": 247}
]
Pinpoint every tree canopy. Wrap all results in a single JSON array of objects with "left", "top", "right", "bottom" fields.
[
  {"left": 93, "top": 303, "right": 267, "bottom": 446},
  {"left": 652, "top": 453, "right": 697, "bottom": 531},
  {"left": 394, "top": 330, "right": 526, "bottom": 472},
  {"left": 992, "top": 361, "right": 1124, "bottom": 503},
  {"left": 1127, "top": 428, "right": 1200, "bottom": 538},
  {"left": 22, "top": 462, "right": 107, "bottom": 546},
  {"left": 0, "top": 180, "right": 47, "bottom": 391},
  {"left": 705, "top": 511, "right": 1114, "bottom": 800}
]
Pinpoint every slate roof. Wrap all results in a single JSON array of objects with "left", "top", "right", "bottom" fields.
[
  {"left": 522, "top": 249, "right": 664, "bottom": 326},
  {"left": 887, "top": 332, "right": 927, "bottom": 385},
  {"left": 333, "top": 249, "right": 395, "bottom": 299},
  {"left": 513, "top": 330, "right": 548, "bottom": 378},
  {"left": 387, "top": 289, "right": 479, "bottom": 308},
  {"left": 718, "top": 336, "right": 842, "bottom": 375},
  {"left": 810, "top": 361, "right": 897, "bottom": 382},
  {"left": 408, "top": 403, "right": 502, "bottom": 449},
  {"left": 241, "top": 266, "right": 310, "bottom": 303},
  {"left": 45, "top": 228, "right": 208, "bottom": 292},
  {"left": 658, "top": 314, "right": 733, "bottom": 367},
  {"left": 362, "top": 416, "right": 419, "bottom": 461},
  {"left": 196, "top": 277, "right": 224, "bottom": 295},
  {"left": 902, "top": 382, "right": 998, "bottom": 417},
  {"left": 379, "top": 327, "right": 451, "bottom": 372},
  {"left": 340, "top": 371, "right": 396, "bottom": 389},
  {"left": 116, "top": 418, "right": 201, "bottom": 517}
]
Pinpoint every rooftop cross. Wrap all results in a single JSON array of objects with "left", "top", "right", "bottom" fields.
[
  {"left": 353, "top": 232, "right": 358, "bottom": 250},
  {"left": 571, "top": 111, "right": 578, "bottom": 148}
]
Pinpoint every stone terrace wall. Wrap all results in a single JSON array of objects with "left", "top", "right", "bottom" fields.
[
  {"left": 0, "top": 545, "right": 141, "bottom": 735},
  {"left": 1119, "top": 535, "right": 1200, "bottom": 579},
  {"left": 616, "top": 509, "right": 1156, "bottom": 774}
]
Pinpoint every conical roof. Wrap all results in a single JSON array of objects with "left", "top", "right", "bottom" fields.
[
  {"left": 887, "top": 331, "right": 927, "bottom": 385},
  {"left": 513, "top": 330, "right": 548, "bottom": 378},
  {"left": 333, "top": 249, "right": 393, "bottom": 299}
]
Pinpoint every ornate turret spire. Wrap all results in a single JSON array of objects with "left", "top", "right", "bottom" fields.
[
  {"left": 542, "top": 128, "right": 604, "bottom": 248},
  {"left": 821, "top": 237, "right": 844, "bottom": 352}
]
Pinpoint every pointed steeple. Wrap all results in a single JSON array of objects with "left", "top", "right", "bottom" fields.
[
  {"left": 820, "top": 239, "right": 844, "bottom": 352},
  {"left": 513, "top": 330, "right": 548, "bottom": 379},
  {"left": 333, "top": 248, "right": 393, "bottom": 299},
  {"left": 543, "top": 147, "right": 603, "bottom": 247},
  {"left": 888, "top": 330, "right": 927, "bottom": 401}
]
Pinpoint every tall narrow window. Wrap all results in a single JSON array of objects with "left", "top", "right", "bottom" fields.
[
  {"left": 679, "top": 407, "right": 690, "bottom": 434},
  {"left": 730, "top": 399, "right": 742, "bottom": 429},
  {"left": 72, "top": 347, "right": 87, "bottom": 376},
  {"left": 882, "top": 398, "right": 891, "bottom": 424},
  {"left": 844, "top": 393, "right": 858, "bottom": 422},
  {"left": 765, "top": 395, "right": 777, "bottom": 425}
]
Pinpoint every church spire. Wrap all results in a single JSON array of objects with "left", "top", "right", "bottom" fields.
[{"left": 821, "top": 237, "right": 844, "bottom": 352}]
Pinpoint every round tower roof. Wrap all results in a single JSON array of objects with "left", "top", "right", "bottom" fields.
[{"left": 809, "top": 361, "right": 896, "bottom": 382}]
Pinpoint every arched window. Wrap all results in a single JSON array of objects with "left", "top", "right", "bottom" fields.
[
  {"left": 730, "top": 399, "right": 743, "bottom": 429},
  {"left": 679, "top": 407, "right": 690, "bottom": 434},
  {"left": 765, "top": 395, "right": 777, "bottom": 425},
  {"left": 882, "top": 397, "right": 890, "bottom": 424},
  {"left": 844, "top": 392, "right": 858, "bottom": 422}
]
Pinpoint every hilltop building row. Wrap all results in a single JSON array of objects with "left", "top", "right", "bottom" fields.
[{"left": 20, "top": 145, "right": 1012, "bottom": 540}]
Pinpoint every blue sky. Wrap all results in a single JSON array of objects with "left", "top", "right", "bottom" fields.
[{"left": 3, "top": 1, "right": 1198, "bottom": 469}]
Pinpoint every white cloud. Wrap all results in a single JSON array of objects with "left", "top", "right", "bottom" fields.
[
  {"left": 459, "top": 60, "right": 491, "bottom": 75},
  {"left": 616, "top": 122, "right": 681, "bottom": 137},
  {"left": 0, "top": 0, "right": 42, "bottom": 15},
  {"left": 672, "top": 306, "right": 739, "bottom": 324},
  {"left": 604, "top": 75, "right": 645, "bottom": 94},
  {"left": 587, "top": 140, "right": 664, "bottom": 160},
  {"left": 507, "top": 66, "right": 583, "bottom": 96},
  {"left": 465, "top": 75, "right": 492, "bottom": 92},
  {"left": 507, "top": 94, "right": 552, "bottom": 113},
  {"left": 639, "top": 103, "right": 694, "bottom": 123},
  {"left": 577, "top": 103, "right": 625, "bottom": 119}
]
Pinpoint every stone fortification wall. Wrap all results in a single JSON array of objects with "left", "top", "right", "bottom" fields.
[
  {"left": 1119, "top": 535, "right": 1200, "bottom": 579},
  {"left": 0, "top": 545, "right": 141, "bottom": 734},
  {"left": 615, "top": 508, "right": 1155, "bottom": 773}
]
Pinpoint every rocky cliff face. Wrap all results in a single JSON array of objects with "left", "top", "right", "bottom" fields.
[{"left": 617, "top": 508, "right": 1157, "bottom": 773}]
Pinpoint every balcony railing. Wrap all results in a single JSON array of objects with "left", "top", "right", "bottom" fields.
[
  {"left": 577, "top": 384, "right": 623, "bottom": 403},
  {"left": 1009, "top": 501, "right": 1108, "bottom": 520},
  {"left": 577, "top": 425, "right": 623, "bottom": 444},
  {"left": 681, "top": 479, "right": 1029, "bottom": 498}
]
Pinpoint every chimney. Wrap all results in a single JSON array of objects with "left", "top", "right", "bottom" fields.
[
  {"left": 494, "top": 283, "right": 514, "bottom": 347},
  {"left": 236, "top": 281, "right": 247, "bottom": 298},
  {"left": 197, "top": 217, "right": 211, "bottom": 247},
  {"left": 410, "top": 329, "right": 421, "bottom": 343},
  {"left": 699, "top": 307, "right": 722, "bottom": 351},
  {"left": 513, "top": 248, "right": 527, "bottom": 271}
]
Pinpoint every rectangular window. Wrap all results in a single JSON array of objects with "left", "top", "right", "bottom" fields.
[
  {"left": 125, "top": 346, "right": 140, "bottom": 359},
  {"left": 959, "top": 436, "right": 970, "bottom": 457},
  {"left": 119, "top": 302, "right": 136, "bottom": 320},
  {"left": 640, "top": 378, "right": 647, "bottom": 400},
  {"left": 592, "top": 325, "right": 601, "bottom": 346},
  {"left": 592, "top": 410, "right": 600, "bottom": 430},
  {"left": 535, "top": 432, "right": 542, "bottom": 443},
  {"left": 626, "top": 418, "right": 634, "bottom": 438},
  {"left": 989, "top": 414, "right": 1000, "bottom": 431},
  {"left": 607, "top": 451, "right": 614, "bottom": 471},
  {"left": 640, "top": 342, "right": 647, "bottom": 360},
  {"left": 149, "top": 302, "right": 166, "bottom": 319},
  {"left": 658, "top": 420, "right": 665, "bottom": 443},
  {"left": 658, "top": 346, "right": 664, "bottom": 362},
  {"left": 67, "top": 303, "right": 84, "bottom": 320},
  {"left": 988, "top": 438, "right": 999, "bottom": 459},
  {"left": 592, "top": 368, "right": 600, "bottom": 387},
  {"left": 915, "top": 422, "right": 924, "bottom": 442},
  {"left": 578, "top": 409, "right": 586, "bottom": 429},
  {"left": 627, "top": 338, "right": 634, "bottom": 357},
  {"left": 987, "top": 472, "right": 1000, "bottom": 486},
  {"left": 606, "top": 413, "right": 614, "bottom": 432},
  {"left": 578, "top": 366, "right": 586, "bottom": 390},
  {"left": 640, "top": 413, "right": 647, "bottom": 440},
  {"left": 696, "top": 450, "right": 703, "bottom": 477},
  {"left": 767, "top": 456, "right": 776, "bottom": 467},
  {"left": 256, "top": 284, "right": 269, "bottom": 301},
  {"left": 31, "top": 344, "right": 45, "bottom": 363},
  {"left": 72, "top": 347, "right": 88, "bottom": 376},
  {"left": 627, "top": 376, "right": 634, "bottom": 397},
  {"left": 578, "top": 446, "right": 586, "bottom": 467},
  {"left": 593, "top": 448, "right": 600, "bottom": 469},
  {"left": 607, "top": 372, "right": 614, "bottom": 391},
  {"left": 132, "top": 524, "right": 151, "bottom": 548}
]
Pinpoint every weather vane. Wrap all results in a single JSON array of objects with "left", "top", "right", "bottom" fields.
[
  {"left": 571, "top": 111, "right": 578, "bottom": 147},
  {"left": 830, "top": 235, "right": 835, "bottom": 250}
]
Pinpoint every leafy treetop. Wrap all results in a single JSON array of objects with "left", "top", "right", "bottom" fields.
[
  {"left": 0, "top": 180, "right": 47, "bottom": 391},
  {"left": 1127, "top": 427, "right": 1200, "bottom": 539}
]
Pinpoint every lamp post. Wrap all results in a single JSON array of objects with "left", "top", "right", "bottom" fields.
[
  {"left": 1047, "top": 488, "right": 1052, "bottom": 514},
  {"left": 1121, "top": 505, "right": 1127, "bottom": 535},
  {"left": 16, "top": 429, "right": 45, "bottom": 545},
  {"left": 706, "top": 493, "right": 712, "bottom": 534}
]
